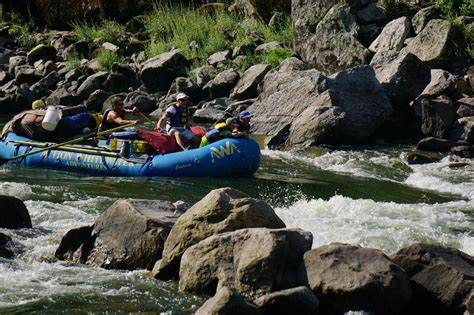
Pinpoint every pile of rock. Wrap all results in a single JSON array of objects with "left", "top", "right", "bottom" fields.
[{"left": 55, "top": 188, "right": 474, "bottom": 314}]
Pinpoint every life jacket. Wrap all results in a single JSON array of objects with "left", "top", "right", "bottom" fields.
[
  {"left": 203, "top": 122, "right": 232, "bottom": 145},
  {"left": 100, "top": 109, "right": 125, "bottom": 132},
  {"left": 10, "top": 109, "right": 56, "bottom": 142},
  {"left": 229, "top": 117, "right": 250, "bottom": 133},
  {"left": 169, "top": 104, "right": 189, "bottom": 128}
]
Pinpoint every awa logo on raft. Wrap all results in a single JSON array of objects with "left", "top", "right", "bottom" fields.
[{"left": 210, "top": 141, "right": 240, "bottom": 160}]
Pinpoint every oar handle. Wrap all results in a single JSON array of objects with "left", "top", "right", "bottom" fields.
[
  {"left": 7, "top": 122, "right": 137, "bottom": 162},
  {"left": 138, "top": 112, "right": 154, "bottom": 123}
]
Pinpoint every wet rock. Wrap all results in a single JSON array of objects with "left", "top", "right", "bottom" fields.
[
  {"left": 203, "top": 69, "right": 240, "bottom": 100},
  {"left": 55, "top": 199, "right": 185, "bottom": 270},
  {"left": 0, "top": 232, "right": 14, "bottom": 258},
  {"left": 0, "top": 195, "right": 32, "bottom": 229},
  {"left": 369, "top": 17, "right": 411, "bottom": 53},
  {"left": 405, "top": 19, "right": 467, "bottom": 69},
  {"left": 416, "top": 137, "right": 459, "bottom": 152},
  {"left": 450, "top": 145, "right": 474, "bottom": 158},
  {"left": 412, "top": 6, "right": 440, "bottom": 34},
  {"left": 230, "top": 64, "right": 271, "bottom": 101},
  {"left": 154, "top": 188, "right": 286, "bottom": 280},
  {"left": 421, "top": 96, "right": 457, "bottom": 138},
  {"left": 255, "top": 286, "right": 319, "bottom": 315},
  {"left": 292, "top": 1, "right": 370, "bottom": 74},
  {"left": 300, "top": 243, "right": 411, "bottom": 314},
  {"left": 391, "top": 243, "right": 474, "bottom": 315},
  {"left": 27, "top": 44, "right": 57, "bottom": 64},
  {"left": 370, "top": 50, "right": 430, "bottom": 107},
  {"left": 76, "top": 71, "right": 109, "bottom": 101},
  {"left": 406, "top": 150, "right": 443, "bottom": 164},
  {"left": 179, "top": 228, "right": 312, "bottom": 299},
  {"left": 140, "top": 49, "right": 189, "bottom": 92},
  {"left": 196, "top": 287, "right": 261, "bottom": 315}
]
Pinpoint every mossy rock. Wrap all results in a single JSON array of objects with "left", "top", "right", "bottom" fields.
[{"left": 406, "top": 150, "right": 443, "bottom": 164}]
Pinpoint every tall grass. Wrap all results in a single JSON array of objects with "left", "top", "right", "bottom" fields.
[
  {"left": 70, "top": 20, "right": 125, "bottom": 45},
  {"left": 96, "top": 49, "right": 126, "bottom": 71},
  {"left": 8, "top": 14, "right": 36, "bottom": 49},
  {"left": 144, "top": 4, "right": 293, "bottom": 69}
]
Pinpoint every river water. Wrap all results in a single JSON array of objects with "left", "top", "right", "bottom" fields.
[{"left": 0, "top": 121, "right": 473, "bottom": 314}]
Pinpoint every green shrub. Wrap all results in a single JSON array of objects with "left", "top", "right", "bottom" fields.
[
  {"left": 432, "top": 0, "right": 474, "bottom": 18},
  {"left": 65, "top": 52, "right": 82, "bottom": 70},
  {"left": 465, "top": 24, "right": 474, "bottom": 58},
  {"left": 96, "top": 49, "right": 126, "bottom": 71},
  {"left": 262, "top": 47, "right": 294, "bottom": 68},
  {"left": 71, "top": 20, "right": 125, "bottom": 45},
  {"left": 8, "top": 14, "right": 36, "bottom": 49}
]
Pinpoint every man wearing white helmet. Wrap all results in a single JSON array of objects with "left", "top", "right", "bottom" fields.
[{"left": 156, "top": 92, "right": 199, "bottom": 150}]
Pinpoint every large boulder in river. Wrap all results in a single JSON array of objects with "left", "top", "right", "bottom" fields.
[
  {"left": 249, "top": 65, "right": 392, "bottom": 147},
  {"left": 55, "top": 199, "right": 185, "bottom": 270},
  {"left": 139, "top": 49, "right": 189, "bottom": 93},
  {"left": 179, "top": 228, "right": 313, "bottom": 299},
  {"left": 299, "top": 243, "right": 411, "bottom": 314},
  {"left": 0, "top": 232, "right": 15, "bottom": 258},
  {"left": 154, "top": 188, "right": 286, "bottom": 280},
  {"left": 292, "top": 0, "right": 370, "bottom": 74},
  {"left": 0, "top": 195, "right": 32, "bottom": 229},
  {"left": 405, "top": 19, "right": 467, "bottom": 69},
  {"left": 370, "top": 50, "right": 431, "bottom": 108},
  {"left": 196, "top": 287, "right": 261, "bottom": 315},
  {"left": 390, "top": 243, "right": 474, "bottom": 315}
]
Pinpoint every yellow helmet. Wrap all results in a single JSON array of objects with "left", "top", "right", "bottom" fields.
[{"left": 32, "top": 100, "right": 46, "bottom": 110}]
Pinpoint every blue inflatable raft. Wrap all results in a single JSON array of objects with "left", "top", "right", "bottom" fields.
[{"left": 0, "top": 132, "right": 261, "bottom": 177}]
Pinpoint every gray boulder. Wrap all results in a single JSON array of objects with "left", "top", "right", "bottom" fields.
[
  {"left": 252, "top": 65, "right": 392, "bottom": 147},
  {"left": 139, "top": 49, "right": 189, "bottom": 92},
  {"left": 254, "top": 41, "right": 282, "bottom": 55},
  {"left": 419, "top": 69, "right": 459, "bottom": 99},
  {"left": 412, "top": 6, "right": 440, "bottom": 34},
  {"left": 27, "top": 44, "right": 57, "bottom": 64},
  {"left": 421, "top": 96, "right": 457, "bottom": 138},
  {"left": 203, "top": 69, "right": 240, "bottom": 99},
  {"left": 196, "top": 287, "right": 261, "bottom": 315},
  {"left": 84, "top": 89, "right": 111, "bottom": 111},
  {"left": 55, "top": 199, "right": 185, "bottom": 270},
  {"left": 391, "top": 243, "right": 474, "bottom": 315},
  {"left": 450, "top": 116, "right": 474, "bottom": 143},
  {"left": 46, "top": 87, "right": 80, "bottom": 106},
  {"left": 103, "top": 73, "right": 128, "bottom": 93},
  {"left": 76, "top": 71, "right": 109, "bottom": 102},
  {"left": 405, "top": 19, "right": 466, "bottom": 68},
  {"left": 179, "top": 228, "right": 313, "bottom": 299},
  {"left": 369, "top": 16, "right": 411, "bottom": 53},
  {"left": 30, "top": 71, "right": 60, "bottom": 98},
  {"left": 207, "top": 50, "right": 231, "bottom": 67},
  {"left": 370, "top": 50, "right": 431, "bottom": 107},
  {"left": 255, "top": 286, "right": 319, "bottom": 315},
  {"left": 0, "top": 195, "right": 32, "bottom": 229},
  {"left": 166, "top": 76, "right": 202, "bottom": 102},
  {"left": 292, "top": 1, "right": 370, "bottom": 74},
  {"left": 230, "top": 64, "right": 271, "bottom": 101},
  {"left": 457, "top": 97, "right": 474, "bottom": 117},
  {"left": 8, "top": 56, "right": 27, "bottom": 74},
  {"left": 15, "top": 66, "right": 43, "bottom": 85},
  {"left": 416, "top": 137, "right": 460, "bottom": 152},
  {"left": 191, "top": 65, "right": 215, "bottom": 88},
  {"left": 154, "top": 188, "right": 286, "bottom": 280},
  {"left": 300, "top": 243, "right": 411, "bottom": 314},
  {"left": 124, "top": 91, "right": 157, "bottom": 113}
]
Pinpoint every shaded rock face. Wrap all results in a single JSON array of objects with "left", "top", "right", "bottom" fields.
[
  {"left": 230, "top": 64, "right": 271, "bottom": 101},
  {"left": 0, "top": 195, "right": 32, "bottom": 229},
  {"left": 4, "top": 0, "right": 151, "bottom": 28},
  {"left": 155, "top": 188, "right": 286, "bottom": 280},
  {"left": 300, "top": 243, "right": 411, "bottom": 315},
  {"left": 249, "top": 65, "right": 392, "bottom": 146},
  {"left": 203, "top": 69, "right": 241, "bottom": 100},
  {"left": 292, "top": 0, "right": 370, "bottom": 74},
  {"left": 179, "top": 228, "right": 313, "bottom": 300},
  {"left": 421, "top": 96, "right": 458, "bottom": 138},
  {"left": 196, "top": 287, "right": 261, "bottom": 315},
  {"left": 55, "top": 199, "right": 184, "bottom": 270},
  {"left": 391, "top": 243, "right": 474, "bottom": 315},
  {"left": 255, "top": 286, "right": 319, "bottom": 315}
]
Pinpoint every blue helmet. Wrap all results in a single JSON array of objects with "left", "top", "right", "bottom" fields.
[{"left": 239, "top": 110, "right": 253, "bottom": 119}]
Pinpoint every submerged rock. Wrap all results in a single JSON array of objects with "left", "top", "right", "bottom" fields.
[{"left": 0, "top": 232, "right": 15, "bottom": 258}]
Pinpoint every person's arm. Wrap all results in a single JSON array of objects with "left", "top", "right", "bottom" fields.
[
  {"left": 156, "top": 114, "right": 169, "bottom": 130},
  {"left": 108, "top": 111, "right": 138, "bottom": 126}
]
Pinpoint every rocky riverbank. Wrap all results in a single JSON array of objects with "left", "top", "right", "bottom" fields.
[
  {"left": 1, "top": 189, "right": 473, "bottom": 314},
  {"left": 0, "top": 0, "right": 472, "bottom": 162}
]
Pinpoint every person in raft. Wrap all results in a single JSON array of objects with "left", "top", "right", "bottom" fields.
[
  {"left": 228, "top": 110, "right": 253, "bottom": 138},
  {"left": 99, "top": 96, "right": 139, "bottom": 132},
  {"left": 199, "top": 118, "right": 238, "bottom": 147},
  {"left": 156, "top": 92, "right": 200, "bottom": 150}
]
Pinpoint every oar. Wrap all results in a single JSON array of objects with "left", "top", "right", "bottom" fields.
[
  {"left": 138, "top": 112, "right": 154, "bottom": 124},
  {"left": 0, "top": 122, "right": 137, "bottom": 166}
]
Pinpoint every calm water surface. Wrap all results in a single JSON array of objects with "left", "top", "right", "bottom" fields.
[{"left": 0, "top": 118, "right": 473, "bottom": 314}]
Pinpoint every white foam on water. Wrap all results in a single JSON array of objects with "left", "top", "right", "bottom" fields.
[
  {"left": 0, "top": 182, "right": 33, "bottom": 199},
  {"left": 275, "top": 195, "right": 474, "bottom": 255}
]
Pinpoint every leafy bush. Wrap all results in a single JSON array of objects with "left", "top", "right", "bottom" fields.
[
  {"left": 96, "top": 49, "right": 126, "bottom": 71},
  {"left": 432, "top": 0, "right": 474, "bottom": 17},
  {"left": 71, "top": 20, "right": 125, "bottom": 45}
]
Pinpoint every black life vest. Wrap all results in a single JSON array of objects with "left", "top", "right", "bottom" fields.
[
  {"left": 169, "top": 104, "right": 189, "bottom": 128},
  {"left": 100, "top": 109, "right": 125, "bottom": 131}
]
